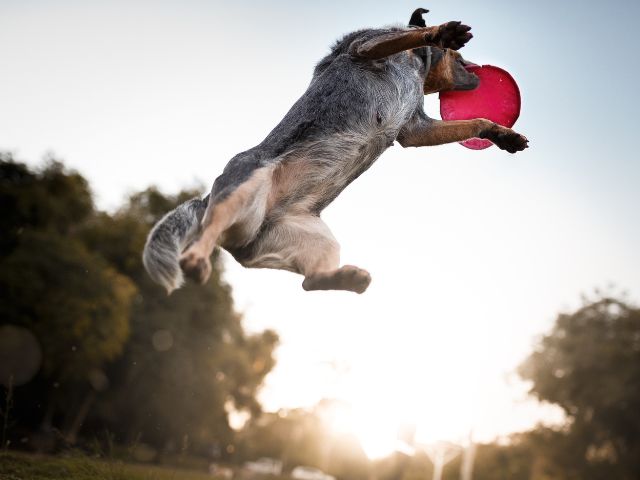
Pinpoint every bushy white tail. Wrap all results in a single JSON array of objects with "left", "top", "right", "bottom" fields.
[{"left": 142, "top": 196, "right": 209, "bottom": 294}]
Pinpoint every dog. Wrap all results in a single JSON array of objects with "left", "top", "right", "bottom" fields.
[{"left": 143, "top": 8, "right": 529, "bottom": 295}]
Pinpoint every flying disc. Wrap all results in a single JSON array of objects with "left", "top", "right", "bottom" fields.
[{"left": 439, "top": 65, "right": 521, "bottom": 150}]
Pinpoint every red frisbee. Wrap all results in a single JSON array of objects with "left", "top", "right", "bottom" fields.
[{"left": 439, "top": 65, "right": 521, "bottom": 150}]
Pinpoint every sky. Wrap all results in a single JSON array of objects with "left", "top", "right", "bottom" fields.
[{"left": 2, "top": 0, "right": 639, "bottom": 457}]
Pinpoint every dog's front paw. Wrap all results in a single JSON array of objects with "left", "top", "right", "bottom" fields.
[
  {"left": 482, "top": 124, "right": 529, "bottom": 153},
  {"left": 428, "top": 21, "right": 473, "bottom": 50},
  {"left": 179, "top": 248, "right": 212, "bottom": 284}
]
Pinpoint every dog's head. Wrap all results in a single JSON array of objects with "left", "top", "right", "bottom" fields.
[
  {"left": 408, "top": 8, "right": 480, "bottom": 94},
  {"left": 423, "top": 47, "right": 479, "bottom": 94}
]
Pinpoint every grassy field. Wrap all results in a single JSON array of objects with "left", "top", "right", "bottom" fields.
[{"left": 0, "top": 452, "right": 216, "bottom": 480}]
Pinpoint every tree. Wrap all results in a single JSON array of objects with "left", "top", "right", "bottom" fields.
[
  {"left": 0, "top": 154, "right": 93, "bottom": 250},
  {"left": 81, "top": 187, "right": 279, "bottom": 456},
  {"left": 519, "top": 296, "right": 640, "bottom": 479},
  {"left": 0, "top": 157, "right": 136, "bottom": 440},
  {"left": 0, "top": 155, "right": 279, "bottom": 456}
]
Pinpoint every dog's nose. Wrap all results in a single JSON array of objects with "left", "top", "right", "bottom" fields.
[{"left": 464, "top": 62, "right": 480, "bottom": 72}]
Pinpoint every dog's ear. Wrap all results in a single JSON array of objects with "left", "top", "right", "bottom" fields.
[
  {"left": 430, "top": 46, "right": 445, "bottom": 66},
  {"left": 413, "top": 45, "right": 444, "bottom": 77},
  {"left": 409, "top": 8, "right": 428, "bottom": 27}
]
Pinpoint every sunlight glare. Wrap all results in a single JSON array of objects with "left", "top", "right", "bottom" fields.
[{"left": 321, "top": 399, "right": 403, "bottom": 459}]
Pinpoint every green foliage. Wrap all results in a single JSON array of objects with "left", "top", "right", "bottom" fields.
[
  {"left": 0, "top": 156, "right": 136, "bottom": 387},
  {"left": 0, "top": 451, "right": 220, "bottom": 480},
  {"left": 0, "top": 154, "right": 278, "bottom": 456},
  {"left": 438, "top": 296, "right": 640, "bottom": 480},
  {"left": 518, "top": 296, "right": 640, "bottom": 479},
  {"left": 0, "top": 230, "right": 136, "bottom": 381},
  {"left": 0, "top": 155, "right": 93, "bottom": 250}
]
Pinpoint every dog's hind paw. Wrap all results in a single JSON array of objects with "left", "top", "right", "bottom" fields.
[
  {"left": 336, "top": 265, "right": 372, "bottom": 294},
  {"left": 179, "top": 249, "right": 212, "bottom": 285},
  {"left": 303, "top": 265, "right": 371, "bottom": 294}
]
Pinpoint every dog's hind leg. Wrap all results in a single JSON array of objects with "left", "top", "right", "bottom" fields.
[
  {"left": 241, "top": 214, "right": 371, "bottom": 294},
  {"left": 179, "top": 166, "right": 273, "bottom": 284}
]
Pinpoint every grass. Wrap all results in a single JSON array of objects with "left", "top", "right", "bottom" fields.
[{"left": 0, "top": 452, "right": 217, "bottom": 480}]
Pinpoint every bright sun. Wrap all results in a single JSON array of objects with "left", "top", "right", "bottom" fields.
[
  {"left": 320, "top": 400, "right": 402, "bottom": 459},
  {"left": 310, "top": 348, "right": 488, "bottom": 460}
]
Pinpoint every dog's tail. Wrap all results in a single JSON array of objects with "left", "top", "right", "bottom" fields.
[{"left": 142, "top": 194, "right": 210, "bottom": 294}]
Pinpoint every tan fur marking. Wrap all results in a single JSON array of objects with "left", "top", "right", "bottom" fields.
[
  {"left": 356, "top": 27, "right": 440, "bottom": 60},
  {"left": 184, "top": 166, "right": 274, "bottom": 260},
  {"left": 242, "top": 214, "right": 340, "bottom": 275},
  {"left": 268, "top": 160, "right": 312, "bottom": 210},
  {"left": 399, "top": 119, "right": 492, "bottom": 147},
  {"left": 237, "top": 214, "right": 370, "bottom": 293},
  {"left": 423, "top": 50, "right": 457, "bottom": 94}
]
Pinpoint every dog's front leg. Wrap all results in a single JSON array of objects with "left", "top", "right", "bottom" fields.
[
  {"left": 355, "top": 22, "right": 472, "bottom": 60},
  {"left": 397, "top": 119, "right": 528, "bottom": 153}
]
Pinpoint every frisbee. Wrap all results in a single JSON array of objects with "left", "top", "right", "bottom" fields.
[{"left": 439, "top": 65, "right": 521, "bottom": 150}]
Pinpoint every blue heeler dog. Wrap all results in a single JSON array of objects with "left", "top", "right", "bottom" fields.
[{"left": 143, "top": 8, "right": 529, "bottom": 295}]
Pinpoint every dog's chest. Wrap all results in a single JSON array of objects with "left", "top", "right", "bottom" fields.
[
  {"left": 269, "top": 58, "right": 424, "bottom": 213},
  {"left": 324, "top": 66, "right": 422, "bottom": 187}
]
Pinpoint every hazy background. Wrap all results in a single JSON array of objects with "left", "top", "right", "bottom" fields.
[{"left": 2, "top": 0, "right": 639, "bottom": 456}]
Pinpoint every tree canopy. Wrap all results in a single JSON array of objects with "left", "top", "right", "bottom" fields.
[
  {"left": 0, "top": 154, "right": 278, "bottom": 457},
  {"left": 518, "top": 296, "right": 640, "bottom": 479}
]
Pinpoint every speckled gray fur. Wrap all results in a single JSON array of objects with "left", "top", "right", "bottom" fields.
[
  {"left": 144, "top": 26, "right": 434, "bottom": 292},
  {"left": 213, "top": 27, "right": 426, "bottom": 208},
  {"left": 142, "top": 195, "right": 209, "bottom": 292}
]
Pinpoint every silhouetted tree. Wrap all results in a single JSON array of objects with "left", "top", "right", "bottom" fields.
[
  {"left": 0, "top": 154, "right": 278, "bottom": 457},
  {"left": 0, "top": 157, "right": 136, "bottom": 441},
  {"left": 519, "top": 296, "right": 640, "bottom": 479}
]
